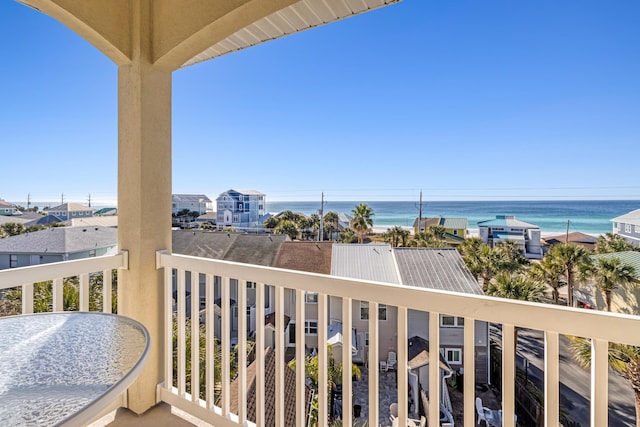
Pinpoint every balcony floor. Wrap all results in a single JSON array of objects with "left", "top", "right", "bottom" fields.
[{"left": 90, "top": 402, "right": 212, "bottom": 427}]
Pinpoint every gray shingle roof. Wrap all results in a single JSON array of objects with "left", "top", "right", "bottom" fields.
[
  {"left": 611, "top": 209, "right": 640, "bottom": 226},
  {"left": 0, "top": 226, "right": 117, "bottom": 254},
  {"left": 331, "top": 244, "right": 400, "bottom": 284},
  {"left": 172, "top": 231, "right": 287, "bottom": 266},
  {"left": 274, "top": 241, "right": 333, "bottom": 274},
  {"left": 393, "top": 248, "right": 483, "bottom": 295}
]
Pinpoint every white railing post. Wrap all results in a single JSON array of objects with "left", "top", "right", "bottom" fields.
[
  {"left": 544, "top": 331, "right": 560, "bottom": 427},
  {"left": 52, "top": 278, "right": 63, "bottom": 312},
  {"left": 237, "top": 280, "right": 247, "bottom": 424},
  {"left": 221, "top": 276, "right": 231, "bottom": 418},
  {"left": 463, "top": 318, "right": 476, "bottom": 427},
  {"left": 205, "top": 274, "right": 214, "bottom": 409},
  {"left": 190, "top": 272, "right": 200, "bottom": 404},
  {"left": 318, "top": 292, "right": 329, "bottom": 427},
  {"left": 275, "top": 285, "right": 285, "bottom": 427},
  {"left": 342, "top": 296, "right": 353, "bottom": 423},
  {"left": 368, "top": 301, "right": 379, "bottom": 427},
  {"left": 79, "top": 273, "right": 89, "bottom": 312},
  {"left": 591, "top": 338, "right": 609, "bottom": 427},
  {"left": 502, "top": 324, "right": 516, "bottom": 427},
  {"left": 22, "top": 283, "right": 34, "bottom": 314},
  {"left": 102, "top": 269, "right": 112, "bottom": 313},
  {"left": 255, "top": 282, "right": 266, "bottom": 426},
  {"left": 295, "top": 289, "right": 306, "bottom": 427},
  {"left": 428, "top": 311, "right": 440, "bottom": 427},
  {"left": 177, "top": 269, "right": 186, "bottom": 397}
]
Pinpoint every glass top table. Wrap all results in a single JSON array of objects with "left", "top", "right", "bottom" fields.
[{"left": 0, "top": 312, "right": 150, "bottom": 427}]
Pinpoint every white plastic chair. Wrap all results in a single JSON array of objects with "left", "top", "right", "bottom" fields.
[
  {"left": 387, "top": 350, "right": 397, "bottom": 370},
  {"left": 475, "top": 397, "right": 495, "bottom": 426}
]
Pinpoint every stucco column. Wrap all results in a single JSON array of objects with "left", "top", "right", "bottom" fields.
[{"left": 117, "top": 58, "right": 172, "bottom": 412}]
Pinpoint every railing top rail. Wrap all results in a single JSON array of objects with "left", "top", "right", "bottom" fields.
[
  {"left": 159, "top": 251, "right": 640, "bottom": 347},
  {"left": 0, "top": 252, "right": 126, "bottom": 289}
]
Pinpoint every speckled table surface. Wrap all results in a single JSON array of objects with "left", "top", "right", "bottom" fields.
[{"left": 0, "top": 312, "right": 149, "bottom": 427}]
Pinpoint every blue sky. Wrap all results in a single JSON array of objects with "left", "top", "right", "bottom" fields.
[{"left": 1, "top": 1, "right": 639, "bottom": 205}]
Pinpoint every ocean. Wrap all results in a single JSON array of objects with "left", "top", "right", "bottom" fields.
[{"left": 266, "top": 200, "right": 640, "bottom": 235}]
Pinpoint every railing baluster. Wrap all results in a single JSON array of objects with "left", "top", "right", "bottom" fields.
[
  {"left": 177, "top": 268, "right": 186, "bottom": 398},
  {"left": 221, "top": 276, "right": 231, "bottom": 417},
  {"left": 52, "top": 278, "right": 63, "bottom": 312},
  {"left": 342, "top": 296, "right": 353, "bottom": 423},
  {"left": 275, "top": 285, "right": 285, "bottom": 427},
  {"left": 164, "top": 266, "right": 173, "bottom": 390},
  {"left": 591, "top": 338, "right": 609, "bottom": 427},
  {"left": 295, "top": 289, "right": 306, "bottom": 427},
  {"left": 502, "top": 324, "right": 516, "bottom": 427},
  {"left": 318, "top": 292, "right": 329, "bottom": 427},
  {"left": 428, "top": 311, "right": 439, "bottom": 427},
  {"left": 398, "top": 306, "right": 409, "bottom": 427},
  {"left": 544, "top": 330, "right": 559, "bottom": 427},
  {"left": 368, "top": 301, "right": 379, "bottom": 427},
  {"left": 190, "top": 271, "right": 200, "bottom": 403},
  {"left": 22, "top": 283, "right": 34, "bottom": 314},
  {"left": 205, "top": 274, "right": 214, "bottom": 409},
  {"left": 79, "top": 273, "right": 89, "bottom": 312},
  {"left": 255, "top": 282, "right": 266, "bottom": 426},
  {"left": 464, "top": 317, "right": 476, "bottom": 427},
  {"left": 102, "top": 269, "right": 112, "bottom": 313},
  {"left": 237, "top": 279, "right": 247, "bottom": 423}
]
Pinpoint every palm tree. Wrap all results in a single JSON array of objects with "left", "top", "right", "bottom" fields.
[
  {"left": 596, "top": 233, "right": 638, "bottom": 254},
  {"left": 274, "top": 220, "right": 299, "bottom": 240},
  {"left": 384, "top": 226, "right": 409, "bottom": 247},
  {"left": 486, "top": 273, "right": 546, "bottom": 302},
  {"left": 410, "top": 231, "right": 449, "bottom": 248},
  {"left": 589, "top": 257, "right": 638, "bottom": 311},
  {"left": 529, "top": 255, "right": 566, "bottom": 304},
  {"left": 323, "top": 211, "right": 339, "bottom": 240},
  {"left": 486, "top": 272, "right": 546, "bottom": 353},
  {"left": 547, "top": 243, "right": 592, "bottom": 307},
  {"left": 569, "top": 338, "right": 640, "bottom": 426},
  {"left": 350, "top": 203, "right": 374, "bottom": 244}
]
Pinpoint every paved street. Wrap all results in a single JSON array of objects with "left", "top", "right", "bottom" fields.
[{"left": 500, "top": 327, "right": 635, "bottom": 427}]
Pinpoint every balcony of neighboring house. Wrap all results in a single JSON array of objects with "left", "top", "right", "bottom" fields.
[{"left": 2, "top": 253, "right": 640, "bottom": 427}]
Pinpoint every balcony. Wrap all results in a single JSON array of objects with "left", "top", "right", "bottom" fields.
[{"left": 2, "top": 253, "right": 640, "bottom": 427}]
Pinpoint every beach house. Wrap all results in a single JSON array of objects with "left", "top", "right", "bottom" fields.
[
  {"left": 413, "top": 216, "right": 469, "bottom": 245},
  {"left": 216, "top": 189, "right": 266, "bottom": 231},
  {"left": 611, "top": 209, "right": 640, "bottom": 247},
  {"left": 171, "top": 194, "right": 213, "bottom": 216},
  {"left": 478, "top": 215, "right": 542, "bottom": 259},
  {"left": 0, "top": 200, "right": 19, "bottom": 216},
  {"left": 43, "top": 202, "right": 93, "bottom": 221}
]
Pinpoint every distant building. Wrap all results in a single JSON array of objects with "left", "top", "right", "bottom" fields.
[
  {"left": 0, "top": 226, "right": 118, "bottom": 269},
  {"left": 477, "top": 215, "right": 542, "bottom": 259},
  {"left": 413, "top": 216, "right": 468, "bottom": 245},
  {"left": 171, "top": 194, "right": 213, "bottom": 216},
  {"left": 0, "top": 200, "right": 18, "bottom": 216},
  {"left": 43, "top": 203, "right": 93, "bottom": 221},
  {"left": 216, "top": 189, "right": 266, "bottom": 230},
  {"left": 542, "top": 231, "right": 598, "bottom": 252},
  {"left": 611, "top": 209, "right": 640, "bottom": 247}
]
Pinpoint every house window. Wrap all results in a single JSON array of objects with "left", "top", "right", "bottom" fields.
[
  {"left": 625, "top": 224, "right": 632, "bottom": 233},
  {"left": 636, "top": 225, "right": 640, "bottom": 233},
  {"left": 305, "top": 320, "right": 318, "bottom": 335},
  {"left": 10, "top": 255, "right": 18, "bottom": 268},
  {"left": 453, "top": 229, "right": 458, "bottom": 236},
  {"left": 444, "top": 348, "right": 462, "bottom": 364},
  {"left": 89, "top": 249, "right": 96, "bottom": 257},
  {"left": 246, "top": 281, "right": 256, "bottom": 289},
  {"left": 364, "top": 332, "right": 369, "bottom": 347},
  {"left": 233, "top": 215, "right": 239, "bottom": 222},
  {"left": 360, "top": 302, "right": 387, "bottom": 320},
  {"left": 305, "top": 292, "right": 318, "bottom": 303},
  {"left": 441, "top": 315, "right": 464, "bottom": 327}
]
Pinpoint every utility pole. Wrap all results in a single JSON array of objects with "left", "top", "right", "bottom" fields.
[
  {"left": 415, "top": 190, "right": 424, "bottom": 232},
  {"left": 27, "top": 193, "right": 31, "bottom": 211},
  {"left": 318, "top": 192, "right": 325, "bottom": 241},
  {"left": 566, "top": 219, "right": 570, "bottom": 243},
  {"left": 61, "top": 193, "right": 64, "bottom": 205},
  {"left": 88, "top": 193, "right": 92, "bottom": 207}
]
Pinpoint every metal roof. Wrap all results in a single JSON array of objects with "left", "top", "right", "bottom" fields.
[
  {"left": 591, "top": 251, "right": 640, "bottom": 279},
  {"left": 0, "top": 226, "right": 117, "bottom": 254},
  {"left": 44, "top": 203, "right": 93, "bottom": 212},
  {"left": 611, "top": 209, "right": 640, "bottom": 226},
  {"left": 393, "top": 248, "right": 483, "bottom": 295},
  {"left": 331, "top": 243, "right": 400, "bottom": 284},
  {"left": 182, "top": 0, "right": 401, "bottom": 68},
  {"left": 440, "top": 217, "right": 468, "bottom": 229},
  {"left": 477, "top": 215, "right": 539, "bottom": 229}
]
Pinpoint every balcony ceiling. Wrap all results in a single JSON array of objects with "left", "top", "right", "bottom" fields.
[{"left": 181, "top": 0, "right": 401, "bottom": 68}]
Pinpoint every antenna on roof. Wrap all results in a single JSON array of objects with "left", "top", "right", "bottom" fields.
[{"left": 87, "top": 193, "right": 92, "bottom": 207}]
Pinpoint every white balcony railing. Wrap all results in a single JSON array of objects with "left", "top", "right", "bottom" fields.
[
  {"left": 156, "top": 251, "right": 640, "bottom": 427},
  {"left": 0, "top": 252, "right": 127, "bottom": 315},
  {"left": 3, "top": 252, "right": 640, "bottom": 427}
]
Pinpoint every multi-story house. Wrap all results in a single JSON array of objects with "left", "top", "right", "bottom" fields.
[
  {"left": 43, "top": 203, "right": 93, "bottom": 221},
  {"left": 171, "top": 194, "right": 213, "bottom": 216},
  {"left": 478, "top": 215, "right": 542, "bottom": 259},
  {"left": 216, "top": 189, "right": 266, "bottom": 230},
  {"left": 611, "top": 208, "right": 640, "bottom": 247},
  {"left": 0, "top": 226, "right": 117, "bottom": 269},
  {"left": 413, "top": 217, "right": 468, "bottom": 245},
  {"left": 0, "top": 200, "right": 18, "bottom": 216}
]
